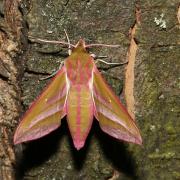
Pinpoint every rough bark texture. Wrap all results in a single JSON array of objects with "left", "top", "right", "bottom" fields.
[
  {"left": 0, "top": 0, "right": 26, "bottom": 179},
  {"left": 0, "top": 0, "right": 179, "bottom": 179},
  {"left": 133, "top": 1, "right": 180, "bottom": 179}
]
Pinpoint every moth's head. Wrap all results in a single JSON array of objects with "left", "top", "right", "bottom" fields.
[
  {"left": 72, "top": 39, "right": 87, "bottom": 54},
  {"left": 75, "top": 39, "right": 86, "bottom": 48}
]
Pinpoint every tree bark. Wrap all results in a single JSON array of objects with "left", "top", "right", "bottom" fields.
[
  {"left": 0, "top": 0, "right": 26, "bottom": 179},
  {"left": 1, "top": 0, "right": 179, "bottom": 179}
]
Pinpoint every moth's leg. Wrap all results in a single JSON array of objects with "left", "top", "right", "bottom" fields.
[
  {"left": 94, "top": 55, "right": 128, "bottom": 79},
  {"left": 40, "top": 61, "right": 64, "bottom": 80},
  {"left": 95, "top": 59, "right": 128, "bottom": 66},
  {"left": 90, "top": 53, "right": 107, "bottom": 59},
  {"left": 64, "top": 29, "right": 72, "bottom": 55},
  {"left": 91, "top": 53, "right": 128, "bottom": 66}
]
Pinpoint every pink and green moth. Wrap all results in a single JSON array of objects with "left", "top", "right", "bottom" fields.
[{"left": 13, "top": 38, "right": 142, "bottom": 150}]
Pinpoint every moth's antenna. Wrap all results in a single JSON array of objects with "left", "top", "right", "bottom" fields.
[
  {"left": 28, "top": 36, "right": 75, "bottom": 48},
  {"left": 86, "top": 43, "right": 120, "bottom": 48},
  {"left": 64, "top": 29, "right": 72, "bottom": 55}
]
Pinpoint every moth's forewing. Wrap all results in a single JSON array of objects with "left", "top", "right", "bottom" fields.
[
  {"left": 93, "top": 66, "right": 142, "bottom": 145},
  {"left": 14, "top": 68, "right": 67, "bottom": 144}
]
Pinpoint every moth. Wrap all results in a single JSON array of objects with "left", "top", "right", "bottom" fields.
[{"left": 14, "top": 38, "right": 142, "bottom": 150}]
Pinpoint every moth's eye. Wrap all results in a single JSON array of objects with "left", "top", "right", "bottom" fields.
[{"left": 90, "top": 53, "right": 96, "bottom": 58}]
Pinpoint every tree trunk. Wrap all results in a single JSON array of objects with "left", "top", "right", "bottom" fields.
[
  {"left": 0, "top": 0, "right": 179, "bottom": 179},
  {"left": 0, "top": 0, "right": 26, "bottom": 179}
]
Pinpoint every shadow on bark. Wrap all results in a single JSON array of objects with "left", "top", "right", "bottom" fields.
[{"left": 15, "top": 119, "right": 138, "bottom": 179}]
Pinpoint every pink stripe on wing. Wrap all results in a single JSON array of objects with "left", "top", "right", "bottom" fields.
[
  {"left": 29, "top": 104, "right": 64, "bottom": 128},
  {"left": 93, "top": 86, "right": 112, "bottom": 109},
  {"left": 101, "top": 125, "right": 142, "bottom": 145},
  {"left": 46, "top": 84, "right": 66, "bottom": 105},
  {"left": 97, "top": 107, "right": 129, "bottom": 130},
  {"left": 15, "top": 124, "right": 60, "bottom": 144}
]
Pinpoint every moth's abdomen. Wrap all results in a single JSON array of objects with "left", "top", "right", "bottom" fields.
[{"left": 66, "top": 84, "right": 94, "bottom": 150}]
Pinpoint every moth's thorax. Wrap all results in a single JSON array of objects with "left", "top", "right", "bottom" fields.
[{"left": 65, "top": 49, "right": 94, "bottom": 85}]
